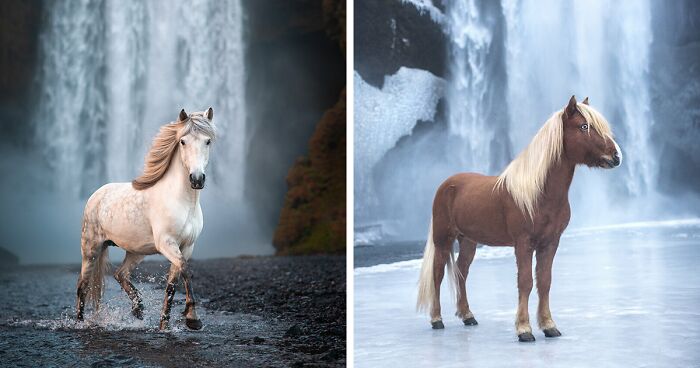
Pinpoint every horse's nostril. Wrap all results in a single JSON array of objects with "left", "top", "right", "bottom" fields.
[
  {"left": 189, "top": 174, "right": 195, "bottom": 183},
  {"left": 201, "top": 174, "right": 205, "bottom": 182}
]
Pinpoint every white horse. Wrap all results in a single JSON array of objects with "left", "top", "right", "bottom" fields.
[{"left": 76, "top": 108, "right": 215, "bottom": 330}]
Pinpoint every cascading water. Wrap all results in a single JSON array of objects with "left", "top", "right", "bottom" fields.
[
  {"left": 355, "top": 0, "right": 663, "bottom": 242},
  {"left": 445, "top": 0, "right": 494, "bottom": 173},
  {"left": 501, "top": 0, "right": 657, "bottom": 222},
  {"left": 34, "top": 0, "right": 246, "bottom": 200}
]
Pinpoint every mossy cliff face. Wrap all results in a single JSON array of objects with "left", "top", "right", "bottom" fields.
[{"left": 273, "top": 89, "right": 346, "bottom": 255}]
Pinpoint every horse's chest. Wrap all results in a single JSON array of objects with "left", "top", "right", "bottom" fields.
[
  {"left": 172, "top": 210, "right": 203, "bottom": 243},
  {"left": 154, "top": 202, "right": 203, "bottom": 245},
  {"left": 531, "top": 211, "right": 569, "bottom": 245}
]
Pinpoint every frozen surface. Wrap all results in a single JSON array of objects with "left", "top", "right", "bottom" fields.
[{"left": 354, "top": 220, "right": 700, "bottom": 367}]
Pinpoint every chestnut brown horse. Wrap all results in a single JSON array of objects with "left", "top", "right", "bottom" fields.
[{"left": 417, "top": 96, "right": 622, "bottom": 342}]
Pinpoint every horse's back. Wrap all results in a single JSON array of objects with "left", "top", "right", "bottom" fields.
[{"left": 433, "top": 172, "right": 512, "bottom": 246}]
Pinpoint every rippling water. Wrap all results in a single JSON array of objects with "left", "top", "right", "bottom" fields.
[{"left": 0, "top": 264, "right": 283, "bottom": 367}]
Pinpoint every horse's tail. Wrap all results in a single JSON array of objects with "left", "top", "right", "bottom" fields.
[
  {"left": 417, "top": 216, "right": 459, "bottom": 314},
  {"left": 85, "top": 245, "right": 110, "bottom": 309}
]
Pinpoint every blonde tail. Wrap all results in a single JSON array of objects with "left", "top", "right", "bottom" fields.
[{"left": 417, "top": 217, "right": 460, "bottom": 314}]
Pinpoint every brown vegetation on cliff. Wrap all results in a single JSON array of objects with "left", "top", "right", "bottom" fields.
[{"left": 273, "top": 89, "right": 346, "bottom": 255}]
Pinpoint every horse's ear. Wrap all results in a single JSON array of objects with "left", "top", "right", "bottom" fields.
[
  {"left": 206, "top": 107, "right": 213, "bottom": 121},
  {"left": 565, "top": 95, "right": 577, "bottom": 118},
  {"left": 179, "top": 109, "right": 188, "bottom": 122},
  {"left": 583, "top": 97, "right": 589, "bottom": 105}
]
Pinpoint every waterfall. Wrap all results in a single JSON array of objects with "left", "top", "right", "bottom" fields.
[
  {"left": 34, "top": 0, "right": 246, "bottom": 199},
  {"left": 445, "top": 0, "right": 494, "bottom": 173},
  {"left": 501, "top": 0, "right": 656, "bottom": 221}
]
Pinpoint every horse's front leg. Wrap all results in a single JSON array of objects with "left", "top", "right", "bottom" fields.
[
  {"left": 515, "top": 240, "right": 535, "bottom": 342},
  {"left": 181, "top": 267, "right": 202, "bottom": 330},
  {"left": 157, "top": 238, "right": 186, "bottom": 330},
  {"left": 159, "top": 263, "right": 181, "bottom": 330},
  {"left": 536, "top": 242, "right": 561, "bottom": 338}
]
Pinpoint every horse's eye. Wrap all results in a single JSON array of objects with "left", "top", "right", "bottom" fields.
[
  {"left": 206, "top": 139, "right": 211, "bottom": 146},
  {"left": 581, "top": 124, "right": 589, "bottom": 131},
  {"left": 180, "top": 139, "right": 185, "bottom": 146}
]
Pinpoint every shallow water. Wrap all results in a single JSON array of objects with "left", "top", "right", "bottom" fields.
[
  {"left": 354, "top": 220, "right": 700, "bottom": 367},
  {"left": 0, "top": 265, "right": 286, "bottom": 367}
]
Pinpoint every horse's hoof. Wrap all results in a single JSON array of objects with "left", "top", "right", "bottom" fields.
[
  {"left": 431, "top": 320, "right": 445, "bottom": 329},
  {"left": 186, "top": 318, "right": 203, "bottom": 330},
  {"left": 543, "top": 327, "right": 561, "bottom": 338},
  {"left": 518, "top": 332, "right": 536, "bottom": 342},
  {"left": 462, "top": 317, "right": 478, "bottom": 326},
  {"left": 159, "top": 321, "right": 169, "bottom": 331}
]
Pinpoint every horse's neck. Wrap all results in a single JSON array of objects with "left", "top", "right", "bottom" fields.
[
  {"left": 540, "top": 157, "right": 575, "bottom": 206},
  {"left": 157, "top": 153, "right": 200, "bottom": 206}
]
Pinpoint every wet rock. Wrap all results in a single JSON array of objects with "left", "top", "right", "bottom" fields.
[
  {"left": 355, "top": 0, "right": 447, "bottom": 87},
  {"left": 285, "top": 324, "right": 303, "bottom": 338}
]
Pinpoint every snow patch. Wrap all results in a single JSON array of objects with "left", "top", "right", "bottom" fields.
[
  {"left": 354, "top": 68, "right": 445, "bottom": 173},
  {"left": 400, "top": 0, "right": 446, "bottom": 24}
]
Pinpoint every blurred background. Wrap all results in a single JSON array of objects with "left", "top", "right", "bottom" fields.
[
  {"left": 0, "top": 0, "right": 346, "bottom": 264},
  {"left": 354, "top": 0, "right": 700, "bottom": 244}
]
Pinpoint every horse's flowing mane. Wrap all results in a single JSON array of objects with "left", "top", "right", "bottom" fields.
[
  {"left": 132, "top": 112, "right": 216, "bottom": 190},
  {"left": 495, "top": 103, "right": 612, "bottom": 218}
]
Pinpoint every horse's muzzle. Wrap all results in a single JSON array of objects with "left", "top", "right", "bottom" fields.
[
  {"left": 601, "top": 151, "right": 621, "bottom": 168},
  {"left": 189, "top": 173, "right": 205, "bottom": 189}
]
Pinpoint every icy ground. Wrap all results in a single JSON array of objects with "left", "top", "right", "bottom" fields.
[{"left": 354, "top": 220, "right": 700, "bottom": 367}]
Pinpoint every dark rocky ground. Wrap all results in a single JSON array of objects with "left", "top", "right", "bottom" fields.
[
  {"left": 0, "top": 255, "right": 345, "bottom": 367},
  {"left": 183, "top": 255, "right": 346, "bottom": 365}
]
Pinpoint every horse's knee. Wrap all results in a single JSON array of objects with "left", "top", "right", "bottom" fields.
[{"left": 518, "top": 281, "right": 533, "bottom": 294}]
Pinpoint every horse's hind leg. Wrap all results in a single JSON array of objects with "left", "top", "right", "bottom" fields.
[
  {"left": 76, "top": 265, "right": 89, "bottom": 321},
  {"left": 114, "top": 252, "right": 145, "bottom": 319},
  {"left": 456, "top": 237, "right": 477, "bottom": 325},
  {"left": 430, "top": 231, "right": 456, "bottom": 329}
]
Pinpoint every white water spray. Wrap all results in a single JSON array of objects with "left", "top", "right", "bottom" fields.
[
  {"left": 34, "top": 0, "right": 246, "bottom": 199},
  {"left": 501, "top": 0, "right": 656, "bottom": 222},
  {"left": 446, "top": 0, "right": 494, "bottom": 173}
]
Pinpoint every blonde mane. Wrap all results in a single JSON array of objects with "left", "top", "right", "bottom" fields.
[
  {"left": 132, "top": 112, "right": 216, "bottom": 190},
  {"left": 495, "top": 103, "right": 612, "bottom": 218}
]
